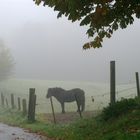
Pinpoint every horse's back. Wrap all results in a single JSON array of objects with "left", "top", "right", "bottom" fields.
[
  {"left": 61, "top": 88, "right": 84, "bottom": 102},
  {"left": 48, "top": 87, "right": 85, "bottom": 103},
  {"left": 72, "top": 88, "right": 85, "bottom": 96},
  {"left": 69, "top": 88, "right": 85, "bottom": 101}
]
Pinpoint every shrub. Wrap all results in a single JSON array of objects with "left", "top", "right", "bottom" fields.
[{"left": 101, "top": 97, "right": 140, "bottom": 121}]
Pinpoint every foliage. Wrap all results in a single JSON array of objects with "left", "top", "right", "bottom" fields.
[
  {"left": 33, "top": 0, "right": 140, "bottom": 49},
  {"left": 101, "top": 97, "right": 140, "bottom": 121},
  {"left": 0, "top": 40, "right": 14, "bottom": 81}
]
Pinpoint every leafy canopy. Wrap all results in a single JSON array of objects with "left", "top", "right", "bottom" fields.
[{"left": 33, "top": 0, "right": 140, "bottom": 49}]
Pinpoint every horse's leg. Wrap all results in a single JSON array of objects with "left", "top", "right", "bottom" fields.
[
  {"left": 81, "top": 95, "right": 85, "bottom": 112},
  {"left": 78, "top": 94, "right": 85, "bottom": 112},
  {"left": 76, "top": 102, "right": 81, "bottom": 112},
  {"left": 77, "top": 102, "right": 84, "bottom": 112},
  {"left": 61, "top": 102, "right": 65, "bottom": 113}
]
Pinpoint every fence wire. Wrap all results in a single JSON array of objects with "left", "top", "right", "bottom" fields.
[{"left": 0, "top": 84, "right": 138, "bottom": 114}]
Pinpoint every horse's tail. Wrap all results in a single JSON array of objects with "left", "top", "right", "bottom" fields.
[{"left": 81, "top": 91, "right": 85, "bottom": 112}]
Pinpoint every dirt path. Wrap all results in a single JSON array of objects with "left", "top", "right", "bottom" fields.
[
  {"left": 43, "top": 111, "right": 101, "bottom": 124},
  {"left": 0, "top": 123, "right": 48, "bottom": 140}
]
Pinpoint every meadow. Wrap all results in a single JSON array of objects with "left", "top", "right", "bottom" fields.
[{"left": 0, "top": 79, "right": 137, "bottom": 114}]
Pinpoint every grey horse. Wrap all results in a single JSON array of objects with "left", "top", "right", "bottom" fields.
[{"left": 46, "top": 87, "right": 85, "bottom": 113}]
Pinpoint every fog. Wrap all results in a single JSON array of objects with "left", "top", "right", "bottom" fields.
[{"left": 0, "top": 0, "right": 140, "bottom": 83}]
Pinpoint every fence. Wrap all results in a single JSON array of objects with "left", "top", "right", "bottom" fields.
[
  {"left": 0, "top": 89, "right": 36, "bottom": 122},
  {"left": 0, "top": 61, "right": 140, "bottom": 123},
  {"left": 0, "top": 82, "right": 138, "bottom": 123}
]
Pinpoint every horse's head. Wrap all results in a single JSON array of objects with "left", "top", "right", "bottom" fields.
[
  {"left": 46, "top": 87, "right": 63, "bottom": 98},
  {"left": 46, "top": 88, "right": 52, "bottom": 98}
]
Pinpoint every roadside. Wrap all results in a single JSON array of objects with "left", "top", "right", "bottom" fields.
[
  {"left": 0, "top": 98, "right": 140, "bottom": 140},
  {"left": 0, "top": 107, "right": 100, "bottom": 140}
]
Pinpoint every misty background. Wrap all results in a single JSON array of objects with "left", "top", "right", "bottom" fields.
[{"left": 0, "top": 0, "right": 140, "bottom": 83}]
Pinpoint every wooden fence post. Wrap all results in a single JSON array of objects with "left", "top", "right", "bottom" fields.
[
  {"left": 50, "top": 96, "right": 56, "bottom": 124},
  {"left": 1, "top": 93, "right": 4, "bottom": 106},
  {"left": 28, "top": 88, "right": 36, "bottom": 122},
  {"left": 110, "top": 61, "right": 116, "bottom": 105},
  {"left": 18, "top": 97, "right": 21, "bottom": 111},
  {"left": 11, "top": 94, "right": 15, "bottom": 109},
  {"left": 22, "top": 99, "right": 27, "bottom": 116},
  {"left": 135, "top": 72, "right": 140, "bottom": 97}
]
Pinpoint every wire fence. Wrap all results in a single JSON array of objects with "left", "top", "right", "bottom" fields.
[
  {"left": 0, "top": 77, "right": 137, "bottom": 117},
  {"left": 0, "top": 82, "right": 138, "bottom": 114},
  {"left": 0, "top": 81, "right": 139, "bottom": 124}
]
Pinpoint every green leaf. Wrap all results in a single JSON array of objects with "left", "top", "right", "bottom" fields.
[{"left": 80, "top": 15, "right": 91, "bottom": 26}]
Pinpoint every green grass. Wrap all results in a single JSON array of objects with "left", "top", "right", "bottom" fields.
[
  {"left": 55, "top": 98, "right": 140, "bottom": 140},
  {"left": 0, "top": 98, "right": 140, "bottom": 140}
]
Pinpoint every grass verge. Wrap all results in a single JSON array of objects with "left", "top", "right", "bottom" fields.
[
  {"left": 0, "top": 107, "right": 65, "bottom": 139},
  {"left": 0, "top": 97, "right": 140, "bottom": 140}
]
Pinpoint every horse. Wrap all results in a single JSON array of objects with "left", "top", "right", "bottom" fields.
[{"left": 46, "top": 87, "right": 85, "bottom": 113}]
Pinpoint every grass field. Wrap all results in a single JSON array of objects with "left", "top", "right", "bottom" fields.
[{"left": 0, "top": 79, "right": 137, "bottom": 113}]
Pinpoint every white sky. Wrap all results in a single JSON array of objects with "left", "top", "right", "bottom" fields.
[{"left": 0, "top": 0, "right": 140, "bottom": 83}]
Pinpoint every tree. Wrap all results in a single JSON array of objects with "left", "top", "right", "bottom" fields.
[
  {"left": 0, "top": 40, "right": 14, "bottom": 81},
  {"left": 33, "top": 0, "right": 140, "bottom": 49}
]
